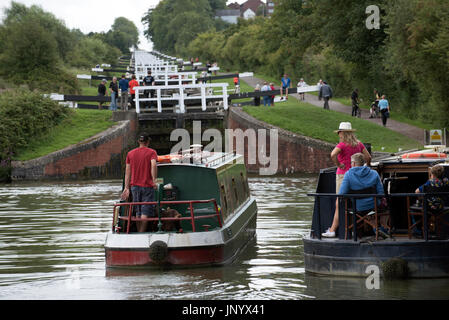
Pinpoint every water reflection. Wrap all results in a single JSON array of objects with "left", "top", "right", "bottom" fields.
[{"left": 0, "top": 176, "right": 448, "bottom": 300}]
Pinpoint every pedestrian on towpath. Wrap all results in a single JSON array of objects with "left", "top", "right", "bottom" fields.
[
  {"left": 297, "top": 78, "right": 307, "bottom": 101},
  {"left": 270, "top": 83, "right": 276, "bottom": 106},
  {"left": 254, "top": 84, "right": 261, "bottom": 106},
  {"left": 109, "top": 77, "right": 118, "bottom": 111},
  {"left": 261, "top": 82, "right": 271, "bottom": 107},
  {"left": 97, "top": 79, "right": 107, "bottom": 110},
  {"left": 129, "top": 75, "right": 139, "bottom": 109},
  {"left": 319, "top": 81, "right": 333, "bottom": 110},
  {"left": 121, "top": 133, "right": 158, "bottom": 233},
  {"left": 119, "top": 74, "right": 129, "bottom": 111},
  {"left": 378, "top": 95, "right": 390, "bottom": 127},
  {"left": 280, "top": 74, "right": 291, "bottom": 100},
  {"left": 143, "top": 70, "right": 155, "bottom": 108},
  {"left": 351, "top": 88, "right": 360, "bottom": 117}
]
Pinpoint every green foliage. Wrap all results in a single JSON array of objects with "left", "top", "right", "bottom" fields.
[
  {"left": 0, "top": 2, "right": 81, "bottom": 93},
  {"left": 243, "top": 102, "right": 422, "bottom": 153},
  {"left": 0, "top": 2, "right": 135, "bottom": 94},
  {"left": 15, "top": 109, "right": 114, "bottom": 161},
  {"left": 175, "top": 0, "right": 449, "bottom": 127},
  {"left": 105, "top": 17, "right": 140, "bottom": 54},
  {"left": 67, "top": 37, "right": 121, "bottom": 68},
  {"left": 0, "top": 89, "right": 73, "bottom": 161},
  {"left": 2, "top": 1, "right": 75, "bottom": 62},
  {"left": 142, "top": 0, "right": 227, "bottom": 55}
]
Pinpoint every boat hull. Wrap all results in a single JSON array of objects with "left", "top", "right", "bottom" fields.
[
  {"left": 105, "top": 198, "right": 257, "bottom": 268},
  {"left": 303, "top": 236, "right": 449, "bottom": 278}
]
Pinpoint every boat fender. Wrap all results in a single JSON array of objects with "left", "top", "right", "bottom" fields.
[
  {"left": 149, "top": 240, "right": 168, "bottom": 263},
  {"left": 381, "top": 258, "right": 409, "bottom": 279}
]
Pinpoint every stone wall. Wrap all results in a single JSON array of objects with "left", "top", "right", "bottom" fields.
[
  {"left": 227, "top": 107, "right": 335, "bottom": 174},
  {"left": 11, "top": 113, "right": 138, "bottom": 181}
]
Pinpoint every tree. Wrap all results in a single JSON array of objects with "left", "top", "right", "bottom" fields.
[
  {"left": 0, "top": 16, "right": 59, "bottom": 82},
  {"left": 2, "top": 1, "right": 76, "bottom": 62},
  {"left": 142, "top": 0, "right": 220, "bottom": 55},
  {"left": 107, "top": 17, "right": 139, "bottom": 53}
]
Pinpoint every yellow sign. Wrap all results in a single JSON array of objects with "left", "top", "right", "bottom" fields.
[{"left": 430, "top": 129, "right": 443, "bottom": 144}]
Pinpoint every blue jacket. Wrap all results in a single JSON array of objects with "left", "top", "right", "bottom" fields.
[
  {"left": 119, "top": 78, "right": 129, "bottom": 92},
  {"left": 339, "top": 166, "right": 384, "bottom": 211}
]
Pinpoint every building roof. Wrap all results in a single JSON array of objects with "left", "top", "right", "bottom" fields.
[
  {"left": 216, "top": 9, "right": 241, "bottom": 17},
  {"left": 241, "top": 0, "right": 265, "bottom": 15},
  {"left": 227, "top": 2, "right": 241, "bottom": 10}
]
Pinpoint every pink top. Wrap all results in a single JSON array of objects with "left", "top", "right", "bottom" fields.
[{"left": 336, "top": 142, "right": 366, "bottom": 175}]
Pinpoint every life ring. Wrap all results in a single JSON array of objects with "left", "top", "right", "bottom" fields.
[
  {"left": 157, "top": 155, "right": 182, "bottom": 163},
  {"left": 401, "top": 152, "right": 447, "bottom": 159}
]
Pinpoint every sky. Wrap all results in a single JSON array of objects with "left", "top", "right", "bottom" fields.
[{"left": 0, "top": 0, "right": 248, "bottom": 51}]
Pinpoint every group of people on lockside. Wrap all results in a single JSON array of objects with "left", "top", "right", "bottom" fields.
[
  {"left": 97, "top": 70, "right": 155, "bottom": 111},
  {"left": 253, "top": 74, "right": 312, "bottom": 107}
]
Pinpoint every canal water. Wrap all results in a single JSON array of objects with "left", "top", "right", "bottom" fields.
[{"left": 0, "top": 176, "right": 448, "bottom": 300}]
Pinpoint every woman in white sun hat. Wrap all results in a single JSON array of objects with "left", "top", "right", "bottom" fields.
[{"left": 322, "top": 122, "right": 372, "bottom": 238}]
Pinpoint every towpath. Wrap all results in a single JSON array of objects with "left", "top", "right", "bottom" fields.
[{"left": 241, "top": 75, "right": 425, "bottom": 144}]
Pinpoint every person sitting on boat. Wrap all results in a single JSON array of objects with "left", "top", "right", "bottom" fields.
[
  {"left": 121, "top": 133, "right": 158, "bottom": 233},
  {"left": 322, "top": 123, "right": 371, "bottom": 238},
  {"left": 415, "top": 165, "right": 449, "bottom": 212},
  {"left": 323, "top": 152, "right": 382, "bottom": 238}
]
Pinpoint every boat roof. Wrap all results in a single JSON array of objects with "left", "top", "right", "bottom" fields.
[
  {"left": 158, "top": 151, "right": 243, "bottom": 170},
  {"left": 375, "top": 146, "right": 449, "bottom": 166}
]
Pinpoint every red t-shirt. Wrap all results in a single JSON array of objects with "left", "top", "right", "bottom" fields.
[
  {"left": 126, "top": 147, "right": 158, "bottom": 187},
  {"left": 129, "top": 79, "right": 139, "bottom": 95}
]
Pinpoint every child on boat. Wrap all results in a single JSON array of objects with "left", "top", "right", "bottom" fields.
[{"left": 415, "top": 165, "right": 449, "bottom": 212}]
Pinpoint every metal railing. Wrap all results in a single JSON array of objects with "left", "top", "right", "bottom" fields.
[
  {"left": 113, "top": 198, "right": 222, "bottom": 234},
  {"left": 307, "top": 192, "right": 449, "bottom": 242}
]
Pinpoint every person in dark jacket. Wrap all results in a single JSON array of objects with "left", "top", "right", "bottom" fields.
[
  {"left": 97, "top": 79, "right": 107, "bottom": 110},
  {"left": 351, "top": 88, "right": 360, "bottom": 117},
  {"left": 319, "top": 81, "right": 333, "bottom": 110}
]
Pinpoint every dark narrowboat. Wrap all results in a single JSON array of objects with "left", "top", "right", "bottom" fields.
[{"left": 304, "top": 147, "right": 449, "bottom": 278}]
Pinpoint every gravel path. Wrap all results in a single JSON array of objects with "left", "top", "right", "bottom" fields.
[{"left": 240, "top": 75, "right": 425, "bottom": 144}]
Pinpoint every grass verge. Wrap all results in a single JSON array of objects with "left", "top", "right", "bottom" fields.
[
  {"left": 243, "top": 100, "right": 422, "bottom": 153},
  {"left": 14, "top": 109, "right": 114, "bottom": 161}
]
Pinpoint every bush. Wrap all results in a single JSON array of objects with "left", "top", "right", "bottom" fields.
[{"left": 0, "top": 89, "right": 73, "bottom": 161}]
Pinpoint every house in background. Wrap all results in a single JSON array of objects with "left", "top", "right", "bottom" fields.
[
  {"left": 240, "top": 0, "right": 265, "bottom": 19},
  {"left": 266, "top": 0, "right": 275, "bottom": 16},
  {"left": 216, "top": 0, "right": 275, "bottom": 23},
  {"left": 215, "top": 9, "right": 241, "bottom": 24}
]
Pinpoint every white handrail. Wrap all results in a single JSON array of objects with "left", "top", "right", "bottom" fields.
[{"left": 134, "top": 83, "right": 228, "bottom": 114}]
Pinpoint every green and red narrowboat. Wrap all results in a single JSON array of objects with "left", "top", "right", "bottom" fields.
[{"left": 105, "top": 150, "right": 257, "bottom": 268}]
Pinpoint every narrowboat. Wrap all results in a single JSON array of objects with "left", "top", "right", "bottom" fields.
[
  {"left": 105, "top": 148, "right": 257, "bottom": 268},
  {"left": 303, "top": 146, "right": 449, "bottom": 278}
]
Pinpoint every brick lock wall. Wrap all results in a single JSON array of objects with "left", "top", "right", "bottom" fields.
[
  {"left": 227, "top": 108, "right": 335, "bottom": 174},
  {"left": 11, "top": 117, "right": 138, "bottom": 181},
  {"left": 44, "top": 134, "right": 126, "bottom": 177}
]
